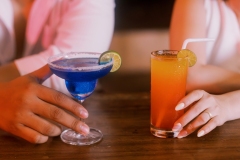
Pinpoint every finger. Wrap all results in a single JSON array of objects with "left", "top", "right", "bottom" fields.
[
  {"left": 22, "top": 112, "right": 62, "bottom": 137},
  {"left": 32, "top": 99, "right": 90, "bottom": 135},
  {"left": 177, "top": 111, "right": 212, "bottom": 138},
  {"left": 35, "top": 85, "right": 88, "bottom": 119},
  {"left": 11, "top": 124, "right": 49, "bottom": 144},
  {"left": 175, "top": 98, "right": 210, "bottom": 130},
  {"left": 197, "top": 117, "right": 224, "bottom": 137},
  {"left": 175, "top": 90, "right": 205, "bottom": 111},
  {"left": 28, "top": 64, "right": 53, "bottom": 84}
]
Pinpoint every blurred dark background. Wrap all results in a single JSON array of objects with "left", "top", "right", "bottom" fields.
[
  {"left": 101, "top": 0, "right": 175, "bottom": 93},
  {"left": 114, "top": 0, "right": 175, "bottom": 31}
]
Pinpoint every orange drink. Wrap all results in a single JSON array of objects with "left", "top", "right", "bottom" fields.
[{"left": 150, "top": 50, "right": 188, "bottom": 138}]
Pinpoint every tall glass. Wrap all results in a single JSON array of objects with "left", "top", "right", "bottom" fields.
[
  {"left": 150, "top": 50, "right": 188, "bottom": 138},
  {"left": 48, "top": 52, "right": 113, "bottom": 145}
]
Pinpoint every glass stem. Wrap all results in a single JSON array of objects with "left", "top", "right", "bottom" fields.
[{"left": 79, "top": 100, "right": 85, "bottom": 123}]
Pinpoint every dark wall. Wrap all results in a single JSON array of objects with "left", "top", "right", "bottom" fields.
[{"left": 114, "top": 0, "right": 175, "bottom": 31}]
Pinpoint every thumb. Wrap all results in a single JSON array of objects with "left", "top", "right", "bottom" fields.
[{"left": 28, "top": 64, "right": 53, "bottom": 84}]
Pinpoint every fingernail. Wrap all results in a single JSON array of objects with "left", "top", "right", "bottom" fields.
[
  {"left": 80, "top": 110, "right": 88, "bottom": 118},
  {"left": 178, "top": 130, "right": 188, "bottom": 138},
  {"left": 175, "top": 103, "right": 185, "bottom": 111},
  {"left": 80, "top": 123, "right": 89, "bottom": 135},
  {"left": 197, "top": 130, "right": 205, "bottom": 137},
  {"left": 172, "top": 123, "right": 182, "bottom": 132}
]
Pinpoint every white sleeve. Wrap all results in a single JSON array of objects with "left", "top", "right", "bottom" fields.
[
  {"left": 55, "top": 0, "right": 115, "bottom": 53},
  {"left": 14, "top": 0, "right": 115, "bottom": 95}
]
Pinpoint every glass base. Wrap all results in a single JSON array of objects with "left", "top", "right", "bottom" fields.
[
  {"left": 150, "top": 125, "right": 179, "bottom": 138},
  {"left": 60, "top": 128, "right": 103, "bottom": 146}
]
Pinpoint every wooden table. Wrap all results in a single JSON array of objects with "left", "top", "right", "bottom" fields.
[{"left": 1, "top": 73, "right": 240, "bottom": 160}]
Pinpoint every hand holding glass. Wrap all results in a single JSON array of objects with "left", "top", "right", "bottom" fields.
[
  {"left": 48, "top": 52, "right": 113, "bottom": 145},
  {"left": 150, "top": 38, "right": 214, "bottom": 138}
]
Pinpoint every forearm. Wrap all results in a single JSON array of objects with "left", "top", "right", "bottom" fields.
[
  {"left": 217, "top": 90, "right": 240, "bottom": 121},
  {"left": 0, "top": 62, "right": 21, "bottom": 82},
  {"left": 187, "top": 64, "right": 240, "bottom": 94}
]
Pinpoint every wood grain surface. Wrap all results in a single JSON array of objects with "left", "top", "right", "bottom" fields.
[{"left": 0, "top": 74, "right": 240, "bottom": 160}]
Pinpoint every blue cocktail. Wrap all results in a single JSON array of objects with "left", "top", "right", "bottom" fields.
[{"left": 48, "top": 52, "right": 113, "bottom": 145}]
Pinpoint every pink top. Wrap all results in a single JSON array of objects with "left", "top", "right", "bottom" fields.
[
  {"left": 0, "top": 0, "right": 115, "bottom": 94},
  {"left": 205, "top": 0, "right": 240, "bottom": 72}
]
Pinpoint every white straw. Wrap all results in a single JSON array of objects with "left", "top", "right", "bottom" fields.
[{"left": 181, "top": 38, "right": 215, "bottom": 49}]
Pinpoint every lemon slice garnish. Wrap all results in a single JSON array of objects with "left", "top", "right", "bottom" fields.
[
  {"left": 177, "top": 49, "right": 197, "bottom": 67},
  {"left": 99, "top": 51, "right": 121, "bottom": 72}
]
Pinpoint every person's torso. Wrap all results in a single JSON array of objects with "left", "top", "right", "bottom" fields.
[
  {"left": 11, "top": 0, "right": 34, "bottom": 59},
  {"left": 205, "top": 0, "right": 240, "bottom": 72},
  {"left": 0, "top": 0, "right": 64, "bottom": 65}
]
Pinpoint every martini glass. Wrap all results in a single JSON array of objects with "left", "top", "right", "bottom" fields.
[{"left": 48, "top": 52, "right": 113, "bottom": 145}]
